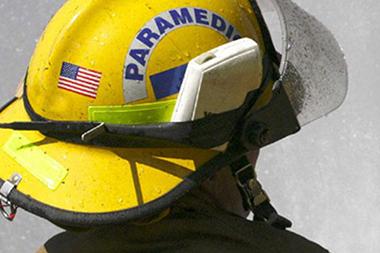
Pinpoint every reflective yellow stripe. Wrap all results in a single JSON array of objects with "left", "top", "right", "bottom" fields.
[
  {"left": 88, "top": 99, "right": 176, "bottom": 124},
  {"left": 3, "top": 132, "right": 68, "bottom": 190}
]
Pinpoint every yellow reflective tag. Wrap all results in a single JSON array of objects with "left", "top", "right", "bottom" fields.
[
  {"left": 88, "top": 99, "right": 176, "bottom": 124},
  {"left": 3, "top": 132, "right": 68, "bottom": 190}
]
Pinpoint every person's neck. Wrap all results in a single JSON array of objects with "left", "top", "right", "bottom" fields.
[{"left": 199, "top": 166, "right": 250, "bottom": 218}]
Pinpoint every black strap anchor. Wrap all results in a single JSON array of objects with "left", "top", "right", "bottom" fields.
[
  {"left": 0, "top": 173, "right": 22, "bottom": 221},
  {"left": 231, "top": 157, "right": 292, "bottom": 230}
]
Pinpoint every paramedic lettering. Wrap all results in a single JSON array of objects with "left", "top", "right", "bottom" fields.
[{"left": 123, "top": 7, "right": 241, "bottom": 102}]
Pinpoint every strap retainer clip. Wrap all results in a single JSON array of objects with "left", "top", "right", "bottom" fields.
[
  {"left": 0, "top": 173, "right": 22, "bottom": 221},
  {"left": 233, "top": 159, "right": 292, "bottom": 230}
]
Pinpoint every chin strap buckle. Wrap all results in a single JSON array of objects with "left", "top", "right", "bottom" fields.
[
  {"left": 0, "top": 173, "right": 22, "bottom": 221},
  {"left": 232, "top": 158, "right": 292, "bottom": 230}
]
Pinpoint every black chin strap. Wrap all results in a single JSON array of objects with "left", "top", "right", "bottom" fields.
[{"left": 230, "top": 156, "right": 292, "bottom": 230}]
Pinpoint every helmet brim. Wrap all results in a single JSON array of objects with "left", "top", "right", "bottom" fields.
[{"left": 0, "top": 97, "right": 219, "bottom": 226}]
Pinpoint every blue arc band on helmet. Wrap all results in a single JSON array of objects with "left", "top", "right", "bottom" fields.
[{"left": 124, "top": 7, "right": 242, "bottom": 103}]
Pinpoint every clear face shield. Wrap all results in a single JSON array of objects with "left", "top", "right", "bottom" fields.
[{"left": 258, "top": 0, "right": 348, "bottom": 126}]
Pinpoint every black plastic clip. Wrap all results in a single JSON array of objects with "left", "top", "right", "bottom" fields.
[
  {"left": 253, "top": 201, "right": 293, "bottom": 230},
  {"left": 233, "top": 159, "right": 292, "bottom": 230}
]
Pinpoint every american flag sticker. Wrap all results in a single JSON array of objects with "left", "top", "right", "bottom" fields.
[{"left": 58, "top": 62, "right": 102, "bottom": 99}]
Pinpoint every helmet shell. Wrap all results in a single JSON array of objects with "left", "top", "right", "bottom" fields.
[
  {"left": 0, "top": 0, "right": 265, "bottom": 217},
  {"left": 27, "top": 0, "right": 265, "bottom": 121}
]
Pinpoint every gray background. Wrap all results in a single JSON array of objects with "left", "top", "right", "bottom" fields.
[{"left": 0, "top": 0, "right": 378, "bottom": 252}]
